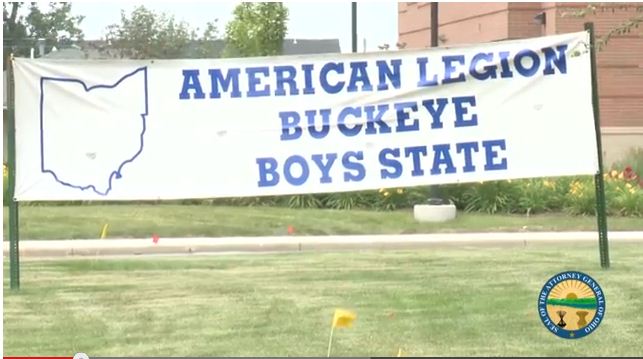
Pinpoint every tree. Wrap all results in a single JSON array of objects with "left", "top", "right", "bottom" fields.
[
  {"left": 192, "top": 19, "right": 221, "bottom": 59},
  {"left": 105, "top": 5, "right": 219, "bottom": 59},
  {"left": 223, "top": 2, "right": 289, "bottom": 58},
  {"left": 3, "top": 2, "right": 84, "bottom": 67},
  {"left": 563, "top": 3, "right": 642, "bottom": 51}
]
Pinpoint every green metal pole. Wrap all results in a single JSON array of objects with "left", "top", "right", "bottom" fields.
[
  {"left": 7, "top": 54, "right": 21, "bottom": 288},
  {"left": 427, "top": 2, "right": 445, "bottom": 204},
  {"left": 585, "top": 22, "right": 610, "bottom": 269},
  {"left": 351, "top": 2, "right": 357, "bottom": 53}
]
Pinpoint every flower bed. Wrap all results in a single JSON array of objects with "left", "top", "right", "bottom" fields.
[{"left": 4, "top": 163, "right": 642, "bottom": 217}]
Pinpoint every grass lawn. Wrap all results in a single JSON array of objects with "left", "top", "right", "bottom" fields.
[
  {"left": 3, "top": 205, "right": 642, "bottom": 240},
  {"left": 3, "top": 243, "right": 643, "bottom": 356}
]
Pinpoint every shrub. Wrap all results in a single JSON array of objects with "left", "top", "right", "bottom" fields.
[
  {"left": 514, "top": 178, "right": 562, "bottom": 215},
  {"left": 220, "top": 196, "right": 281, "bottom": 207},
  {"left": 563, "top": 177, "right": 597, "bottom": 215},
  {"left": 439, "top": 183, "right": 468, "bottom": 209},
  {"left": 287, "top": 194, "right": 325, "bottom": 209},
  {"left": 461, "top": 181, "right": 518, "bottom": 214},
  {"left": 373, "top": 187, "right": 411, "bottom": 211},
  {"left": 323, "top": 191, "right": 371, "bottom": 210},
  {"left": 612, "top": 183, "right": 643, "bottom": 216},
  {"left": 611, "top": 147, "right": 643, "bottom": 185},
  {"left": 7, "top": 155, "right": 640, "bottom": 217},
  {"left": 604, "top": 165, "right": 643, "bottom": 216}
]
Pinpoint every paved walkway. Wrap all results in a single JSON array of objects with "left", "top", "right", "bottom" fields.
[{"left": 4, "top": 231, "right": 643, "bottom": 258}]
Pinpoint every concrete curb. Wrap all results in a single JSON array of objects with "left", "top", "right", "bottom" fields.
[{"left": 4, "top": 231, "right": 643, "bottom": 258}]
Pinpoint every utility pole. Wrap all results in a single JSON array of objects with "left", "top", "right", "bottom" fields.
[
  {"left": 351, "top": 2, "right": 358, "bottom": 53},
  {"left": 430, "top": 2, "right": 439, "bottom": 47}
]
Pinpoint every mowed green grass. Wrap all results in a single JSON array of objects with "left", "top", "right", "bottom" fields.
[
  {"left": 3, "top": 205, "right": 643, "bottom": 240},
  {"left": 4, "top": 243, "right": 643, "bottom": 356}
]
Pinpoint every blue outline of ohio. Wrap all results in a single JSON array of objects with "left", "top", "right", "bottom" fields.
[{"left": 39, "top": 66, "right": 149, "bottom": 196}]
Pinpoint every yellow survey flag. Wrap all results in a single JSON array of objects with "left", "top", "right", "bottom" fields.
[
  {"left": 397, "top": 348, "right": 403, "bottom": 357},
  {"left": 332, "top": 308, "right": 356, "bottom": 328},
  {"left": 327, "top": 309, "right": 357, "bottom": 357},
  {"left": 100, "top": 224, "right": 109, "bottom": 239}
]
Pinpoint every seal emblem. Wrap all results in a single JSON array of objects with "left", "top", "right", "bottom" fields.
[{"left": 538, "top": 271, "right": 605, "bottom": 339}]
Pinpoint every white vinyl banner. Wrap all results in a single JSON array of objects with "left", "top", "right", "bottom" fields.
[{"left": 13, "top": 31, "right": 598, "bottom": 201}]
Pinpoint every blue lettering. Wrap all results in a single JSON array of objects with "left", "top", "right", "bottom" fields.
[
  {"left": 514, "top": 50, "right": 540, "bottom": 77},
  {"left": 452, "top": 96, "right": 478, "bottom": 127},
  {"left": 338, "top": 107, "right": 363, "bottom": 136},
  {"left": 543, "top": 45, "right": 568, "bottom": 75},
  {"left": 405, "top": 146, "right": 428, "bottom": 176},
  {"left": 343, "top": 151, "right": 365, "bottom": 182},
  {"left": 456, "top": 142, "right": 479, "bottom": 172},
  {"left": 320, "top": 62, "right": 345, "bottom": 94},
  {"left": 421, "top": 98, "right": 449, "bottom": 129},
  {"left": 498, "top": 51, "right": 514, "bottom": 78},
  {"left": 431, "top": 144, "right": 457, "bottom": 175},
  {"left": 379, "top": 148, "right": 402, "bottom": 179},
  {"left": 364, "top": 104, "right": 392, "bottom": 135},
  {"left": 347, "top": 61, "right": 373, "bottom": 92},
  {"left": 246, "top": 67, "right": 271, "bottom": 97},
  {"left": 376, "top": 59, "right": 402, "bottom": 91},
  {"left": 257, "top": 157, "right": 280, "bottom": 187},
  {"left": 469, "top": 53, "right": 497, "bottom": 81},
  {"left": 274, "top": 65, "right": 299, "bottom": 96},
  {"left": 312, "top": 153, "right": 337, "bottom": 184},
  {"left": 482, "top": 139, "right": 508, "bottom": 171},
  {"left": 179, "top": 69, "right": 205, "bottom": 99},
  {"left": 284, "top": 155, "right": 309, "bottom": 186},
  {"left": 280, "top": 111, "right": 302, "bottom": 141},
  {"left": 302, "top": 64, "right": 315, "bottom": 94},
  {"left": 394, "top": 102, "right": 419, "bottom": 132},
  {"left": 416, "top": 57, "right": 438, "bottom": 87},
  {"left": 208, "top": 68, "right": 241, "bottom": 98},
  {"left": 442, "top": 55, "right": 466, "bottom": 84},
  {"left": 306, "top": 109, "right": 331, "bottom": 139}
]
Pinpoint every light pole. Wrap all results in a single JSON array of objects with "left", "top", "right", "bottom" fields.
[{"left": 351, "top": 2, "right": 357, "bottom": 53}]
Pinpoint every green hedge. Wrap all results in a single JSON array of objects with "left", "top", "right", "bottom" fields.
[{"left": 4, "top": 160, "right": 642, "bottom": 217}]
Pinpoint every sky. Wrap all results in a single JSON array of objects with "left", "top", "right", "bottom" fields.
[{"left": 67, "top": 1, "right": 400, "bottom": 53}]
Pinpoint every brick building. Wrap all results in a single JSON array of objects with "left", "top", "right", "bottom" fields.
[{"left": 398, "top": 2, "right": 643, "bottom": 164}]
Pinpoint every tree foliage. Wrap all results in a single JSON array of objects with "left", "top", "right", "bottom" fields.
[
  {"left": 3, "top": 2, "right": 84, "bottom": 66},
  {"left": 105, "top": 5, "right": 219, "bottom": 59},
  {"left": 562, "top": 3, "right": 643, "bottom": 51},
  {"left": 223, "top": 2, "right": 289, "bottom": 58}
]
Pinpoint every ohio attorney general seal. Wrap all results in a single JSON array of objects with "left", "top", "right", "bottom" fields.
[{"left": 538, "top": 271, "right": 605, "bottom": 339}]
